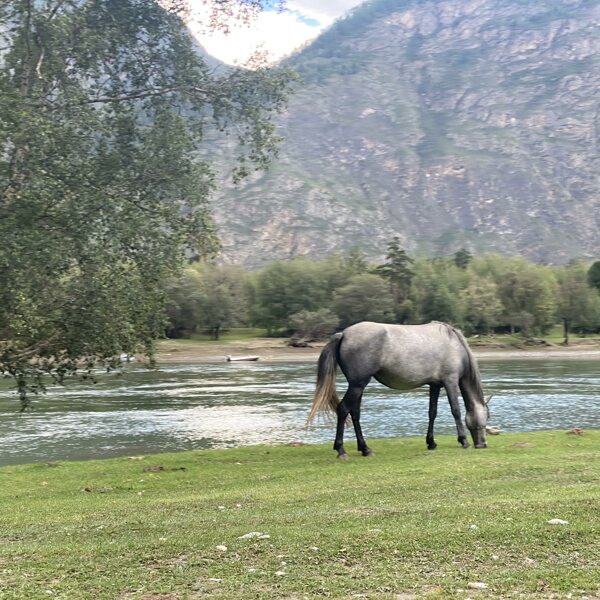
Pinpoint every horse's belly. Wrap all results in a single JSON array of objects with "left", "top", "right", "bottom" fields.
[{"left": 374, "top": 370, "right": 429, "bottom": 391}]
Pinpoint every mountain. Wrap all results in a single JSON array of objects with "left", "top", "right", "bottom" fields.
[{"left": 210, "top": 0, "right": 600, "bottom": 268}]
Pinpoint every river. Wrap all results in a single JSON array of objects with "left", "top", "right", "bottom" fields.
[{"left": 0, "top": 359, "right": 598, "bottom": 466}]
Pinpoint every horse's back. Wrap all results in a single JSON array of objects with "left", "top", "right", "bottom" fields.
[
  {"left": 339, "top": 321, "right": 465, "bottom": 389},
  {"left": 337, "top": 322, "right": 389, "bottom": 383}
]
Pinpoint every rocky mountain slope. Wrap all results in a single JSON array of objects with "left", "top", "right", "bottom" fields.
[{"left": 210, "top": 0, "right": 600, "bottom": 267}]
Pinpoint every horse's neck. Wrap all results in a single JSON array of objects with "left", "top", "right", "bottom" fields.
[{"left": 460, "top": 378, "right": 484, "bottom": 408}]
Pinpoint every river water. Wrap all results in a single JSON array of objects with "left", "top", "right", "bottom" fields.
[{"left": 0, "top": 359, "right": 598, "bottom": 466}]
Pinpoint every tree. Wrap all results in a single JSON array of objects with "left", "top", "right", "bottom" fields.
[
  {"left": 343, "top": 246, "right": 370, "bottom": 275},
  {"left": 460, "top": 277, "right": 503, "bottom": 335},
  {"left": 165, "top": 264, "right": 250, "bottom": 339},
  {"left": 332, "top": 274, "right": 395, "bottom": 329},
  {"left": 316, "top": 250, "right": 369, "bottom": 303},
  {"left": 587, "top": 261, "right": 600, "bottom": 292},
  {"left": 288, "top": 309, "right": 339, "bottom": 343},
  {"left": 496, "top": 262, "right": 558, "bottom": 336},
  {"left": 555, "top": 264, "right": 600, "bottom": 344},
  {"left": 376, "top": 237, "right": 414, "bottom": 320},
  {"left": 165, "top": 269, "right": 206, "bottom": 338},
  {"left": 0, "top": 1, "right": 292, "bottom": 407},
  {"left": 251, "top": 260, "right": 328, "bottom": 335},
  {"left": 197, "top": 265, "right": 250, "bottom": 339},
  {"left": 453, "top": 248, "right": 473, "bottom": 269},
  {"left": 408, "top": 257, "right": 466, "bottom": 325}
]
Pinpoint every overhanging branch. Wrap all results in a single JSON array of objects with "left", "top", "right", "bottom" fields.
[{"left": 45, "top": 85, "right": 211, "bottom": 110}]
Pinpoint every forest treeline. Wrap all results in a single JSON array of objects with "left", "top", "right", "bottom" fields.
[{"left": 166, "top": 240, "right": 600, "bottom": 343}]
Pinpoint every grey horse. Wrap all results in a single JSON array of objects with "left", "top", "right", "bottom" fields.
[{"left": 307, "top": 321, "right": 490, "bottom": 459}]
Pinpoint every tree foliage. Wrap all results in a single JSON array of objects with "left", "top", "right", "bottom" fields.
[
  {"left": 453, "top": 247, "right": 473, "bottom": 270},
  {"left": 555, "top": 263, "right": 600, "bottom": 344},
  {"left": 588, "top": 261, "right": 600, "bottom": 291},
  {"left": 165, "top": 246, "right": 600, "bottom": 343},
  {"left": 0, "top": 0, "right": 292, "bottom": 407},
  {"left": 376, "top": 236, "right": 414, "bottom": 300},
  {"left": 333, "top": 274, "right": 395, "bottom": 329},
  {"left": 288, "top": 309, "right": 339, "bottom": 343},
  {"left": 165, "top": 264, "right": 250, "bottom": 339}
]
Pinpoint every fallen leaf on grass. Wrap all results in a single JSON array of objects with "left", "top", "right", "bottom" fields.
[{"left": 547, "top": 518, "right": 569, "bottom": 525}]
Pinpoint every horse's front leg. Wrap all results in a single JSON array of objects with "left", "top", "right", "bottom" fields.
[
  {"left": 426, "top": 384, "right": 441, "bottom": 450},
  {"left": 444, "top": 379, "right": 470, "bottom": 448}
]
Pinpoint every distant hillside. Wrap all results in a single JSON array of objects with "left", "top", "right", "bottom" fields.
[{"left": 210, "top": 0, "right": 600, "bottom": 268}]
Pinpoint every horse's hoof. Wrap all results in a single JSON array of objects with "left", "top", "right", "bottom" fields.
[
  {"left": 475, "top": 443, "right": 488, "bottom": 449},
  {"left": 337, "top": 453, "right": 349, "bottom": 460},
  {"left": 427, "top": 443, "right": 437, "bottom": 450},
  {"left": 362, "top": 449, "right": 375, "bottom": 457}
]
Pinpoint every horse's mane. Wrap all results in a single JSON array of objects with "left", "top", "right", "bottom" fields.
[{"left": 437, "top": 322, "right": 484, "bottom": 400}]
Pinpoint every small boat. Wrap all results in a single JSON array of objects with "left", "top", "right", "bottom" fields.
[{"left": 225, "top": 355, "right": 260, "bottom": 362}]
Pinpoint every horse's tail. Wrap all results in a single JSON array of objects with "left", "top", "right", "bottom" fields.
[
  {"left": 449, "top": 325, "right": 484, "bottom": 400},
  {"left": 307, "top": 332, "right": 343, "bottom": 424}
]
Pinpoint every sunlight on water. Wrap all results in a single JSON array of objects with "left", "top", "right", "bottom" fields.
[{"left": 0, "top": 360, "right": 598, "bottom": 465}]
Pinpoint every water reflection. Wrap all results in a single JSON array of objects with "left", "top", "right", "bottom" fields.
[{"left": 0, "top": 360, "right": 598, "bottom": 465}]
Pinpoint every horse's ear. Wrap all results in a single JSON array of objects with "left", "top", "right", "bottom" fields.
[{"left": 485, "top": 395, "right": 493, "bottom": 405}]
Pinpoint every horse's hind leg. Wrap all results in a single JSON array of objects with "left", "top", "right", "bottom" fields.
[
  {"left": 426, "top": 384, "right": 441, "bottom": 450},
  {"left": 444, "top": 379, "right": 470, "bottom": 449},
  {"left": 334, "top": 383, "right": 369, "bottom": 459},
  {"left": 349, "top": 391, "right": 373, "bottom": 457}
]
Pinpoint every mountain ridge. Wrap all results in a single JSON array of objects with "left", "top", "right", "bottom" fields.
[{"left": 210, "top": 0, "right": 600, "bottom": 268}]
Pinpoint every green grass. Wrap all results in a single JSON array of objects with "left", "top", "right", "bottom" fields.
[
  {"left": 159, "top": 328, "right": 269, "bottom": 347},
  {"left": 469, "top": 329, "right": 600, "bottom": 347},
  {"left": 1, "top": 431, "right": 599, "bottom": 599}
]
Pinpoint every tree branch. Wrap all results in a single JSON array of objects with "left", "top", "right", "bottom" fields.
[{"left": 45, "top": 85, "right": 211, "bottom": 110}]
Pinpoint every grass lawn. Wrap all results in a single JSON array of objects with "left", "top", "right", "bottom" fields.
[
  {"left": 159, "top": 329, "right": 269, "bottom": 346},
  {"left": 1, "top": 431, "right": 599, "bottom": 599}
]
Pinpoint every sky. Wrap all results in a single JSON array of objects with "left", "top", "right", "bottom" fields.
[{"left": 188, "top": 0, "right": 364, "bottom": 65}]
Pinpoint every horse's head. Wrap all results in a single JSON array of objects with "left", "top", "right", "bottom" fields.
[{"left": 466, "top": 395, "right": 491, "bottom": 448}]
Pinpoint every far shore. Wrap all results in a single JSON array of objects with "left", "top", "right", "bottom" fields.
[{"left": 155, "top": 337, "right": 600, "bottom": 364}]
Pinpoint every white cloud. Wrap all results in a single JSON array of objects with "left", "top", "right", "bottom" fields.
[
  {"left": 190, "top": 9, "right": 319, "bottom": 65},
  {"left": 286, "top": 0, "right": 361, "bottom": 25},
  {"left": 187, "top": 0, "right": 363, "bottom": 66}
]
